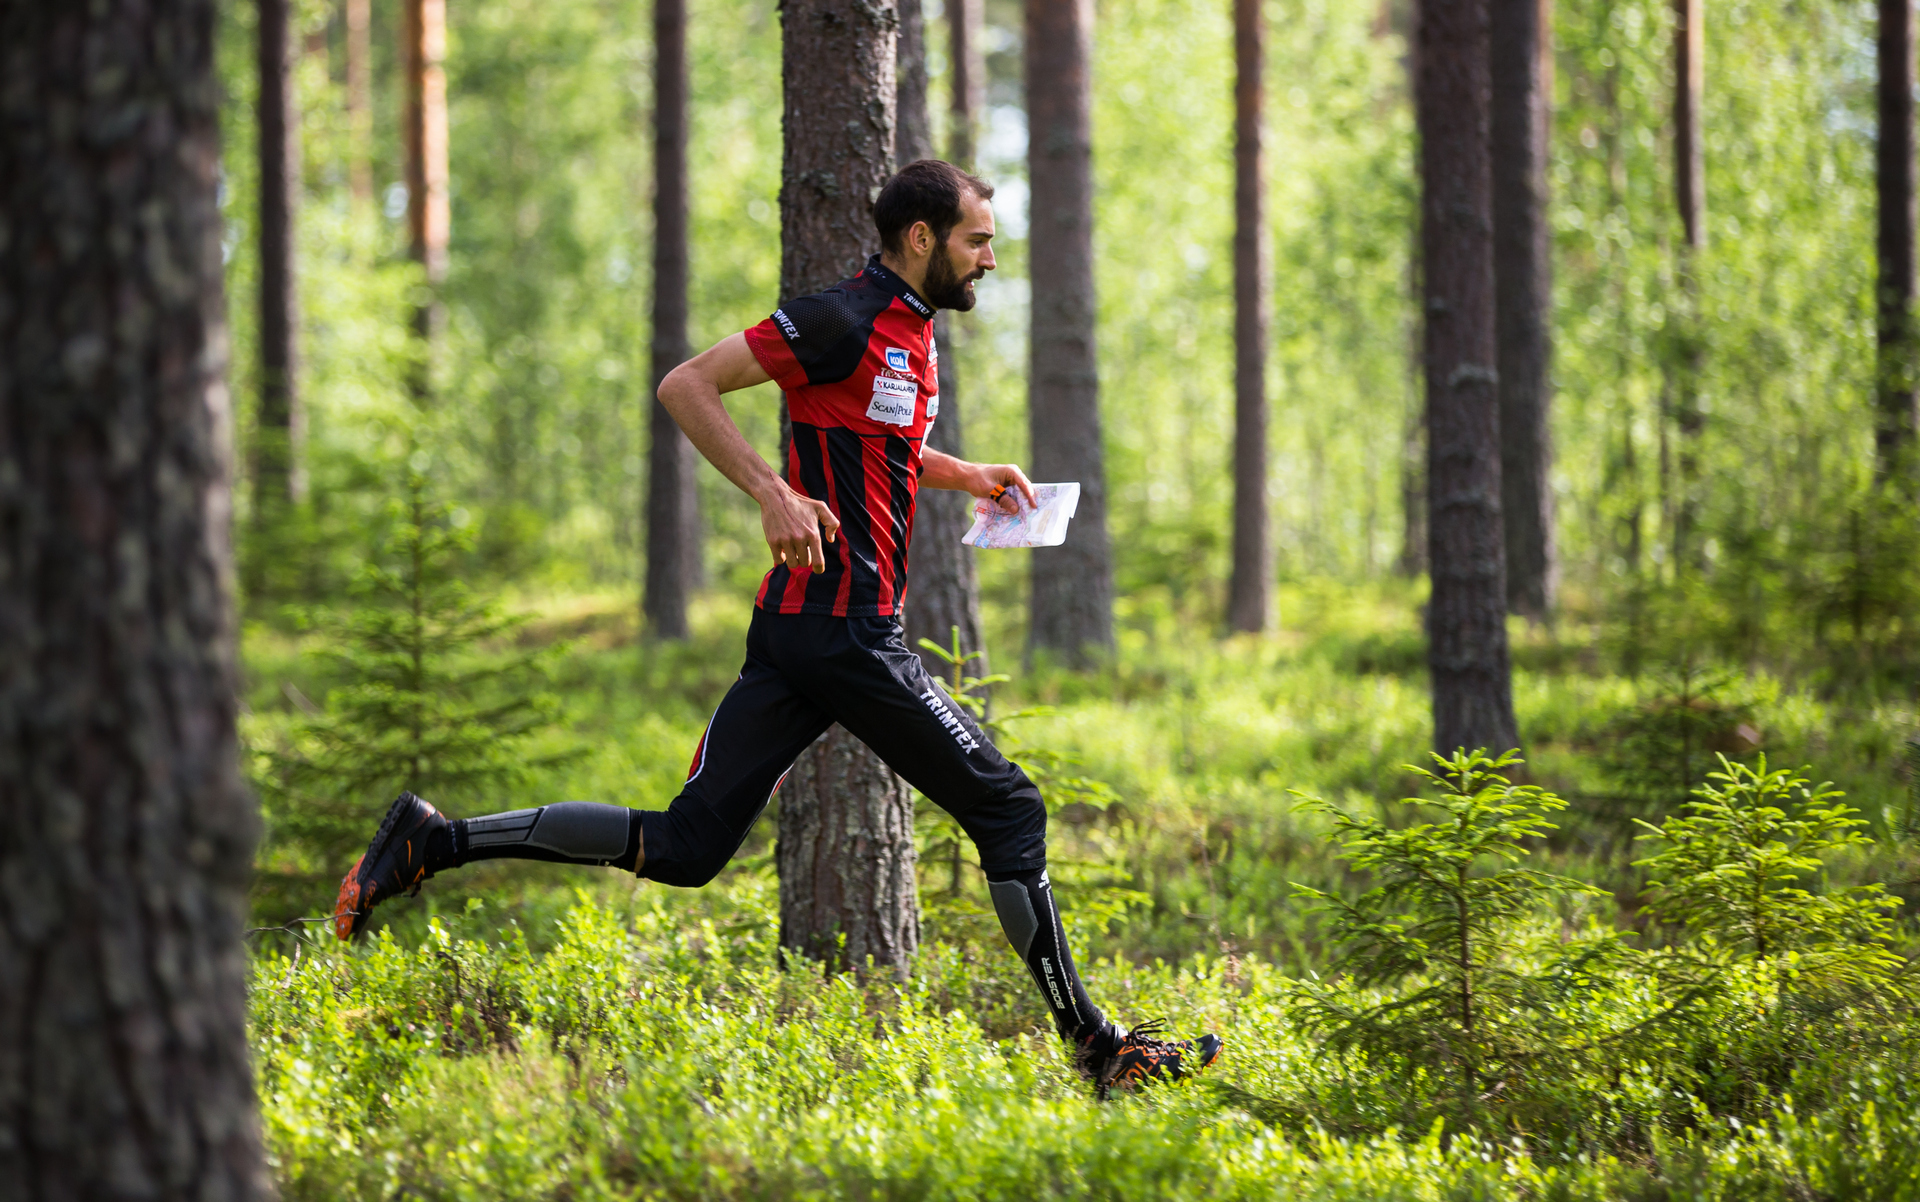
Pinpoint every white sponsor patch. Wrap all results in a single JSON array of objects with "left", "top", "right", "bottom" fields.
[
  {"left": 926, "top": 392, "right": 939, "bottom": 419},
  {"left": 885, "top": 347, "right": 911, "bottom": 372},
  {"left": 867, "top": 375, "right": 918, "bottom": 425}
]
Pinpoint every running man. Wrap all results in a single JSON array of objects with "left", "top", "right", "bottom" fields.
[{"left": 333, "top": 159, "right": 1223, "bottom": 1095}]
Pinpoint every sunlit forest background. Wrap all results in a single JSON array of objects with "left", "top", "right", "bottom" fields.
[{"left": 218, "top": 0, "right": 1920, "bottom": 1196}]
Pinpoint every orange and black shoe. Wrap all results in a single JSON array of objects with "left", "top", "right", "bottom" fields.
[
  {"left": 1076, "top": 1020, "right": 1224, "bottom": 1100},
  {"left": 333, "top": 792, "right": 450, "bottom": 941}
]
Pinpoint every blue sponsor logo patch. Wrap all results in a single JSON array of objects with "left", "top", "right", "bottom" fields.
[{"left": 885, "top": 347, "right": 910, "bottom": 373}]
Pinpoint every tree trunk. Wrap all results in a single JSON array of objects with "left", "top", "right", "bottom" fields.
[
  {"left": 1879, "top": 0, "right": 1918, "bottom": 489},
  {"left": 775, "top": 0, "right": 918, "bottom": 978},
  {"left": 1669, "top": 0, "right": 1703, "bottom": 563},
  {"left": 403, "top": 0, "right": 449, "bottom": 398},
  {"left": 0, "top": 3, "right": 267, "bottom": 1197},
  {"left": 1419, "top": 0, "right": 1519, "bottom": 756},
  {"left": 645, "top": 0, "right": 701, "bottom": 639},
  {"left": 776, "top": 728, "right": 921, "bottom": 977},
  {"left": 347, "top": 0, "right": 374, "bottom": 205},
  {"left": 948, "top": 0, "right": 985, "bottom": 169},
  {"left": 900, "top": 0, "right": 988, "bottom": 678},
  {"left": 897, "top": 0, "right": 935, "bottom": 163},
  {"left": 1026, "top": 0, "right": 1113, "bottom": 665},
  {"left": 257, "top": 0, "right": 305, "bottom": 517},
  {"left": 1227, "top": 0, "right": 1272, "bottom": 633},
  {"left": 1490, "top": 0, "right": 1554, "bottom": 619}
]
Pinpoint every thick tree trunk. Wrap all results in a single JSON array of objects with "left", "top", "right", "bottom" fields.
[
  {"left": 347, "top": 0, "right": 374, "bottom": 205},
  {"left": 776, "top": 728, "right": 921, "bottom": 978},
  {"left": 1879, "top": 0, "right": 1918, "bottom": 488},
  {"left": 1669, "top": 0, "right": 1703, "bottom": 563},
  {"left": 645, "top": 0, "right": 701, "bottom": 639},
  {"left": 899, "top": 0, "right": 988, "bottom": 677},
  {"left": 1490, "top": 0, "right": 1554, "bottom": 618},
  {"left": 403, "top": 0, "right": 449, "bottom": 397},
  {"left": 948, "top": 0, "right": 985, "bottom": 168},
  {"left": 257, "top": 0, "right": 305, "bottom": 515},
  {"left": 1419, "top": 0, "right": 1520, "bottom": 756},
  {"left": 1228, "top": 0, "right": 1272, "bottom": 633},
  {"left": 0, "top": 3, "right": 267, "bottom": 1197},
  {"left": 775, "top": 0, "right": 918, "bottom": 977},
  {"left": 1026, "top": 0, "right": 1113, "bottom": 665}
]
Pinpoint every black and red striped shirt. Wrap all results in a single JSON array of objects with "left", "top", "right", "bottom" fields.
[{"left": 743, "top": 256, "right": 941, "bottom": 617}]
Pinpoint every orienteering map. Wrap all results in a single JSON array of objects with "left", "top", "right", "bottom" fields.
[{"left": 961, "top": 482, "right": 1081, "bottom": 549}]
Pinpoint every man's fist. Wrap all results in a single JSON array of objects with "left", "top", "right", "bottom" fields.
[
  {"left": 974, "top": 463, "right": 1037, "bottom": 514},
  {"left": 761, "top": 481, "right": 840, "bottom": 572}
]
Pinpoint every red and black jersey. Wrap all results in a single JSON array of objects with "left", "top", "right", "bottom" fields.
[{"left": 743, "top": 255, "right": 942, "bottom": 617}]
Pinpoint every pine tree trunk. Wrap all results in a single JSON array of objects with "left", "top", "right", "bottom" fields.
[
  {"left": 775, "top": 0, "right": 919, "bottom": 978},
  {"left": 1669, "top": 0, "right": 1704, "bottom": 563},
  {"left": 1026, "top": 0, "right": 1113, "bottom": 665},
  {"left": 1879, "top": 0, "right": 1918, "bottom": 489},
  {"left": 645, "top": 0, "right": 701, "bottom": 639},
  {"left": 0, "top": 3, "right": 267, "bottom": 1196},
  {"left": 1396, "top": 2, "right": 1426, "bottom": 581},
  {"left": 347, "top": 0, "right": 374, "bottom": 205},
  {"left": 257, "top": 0, "right": 305, "bottom": 514},
  {"left": 900, "top": 0, "right": 988, "bottom": 678},
  {"left": 403, "top": 0, "right": 449, "bottom": 398},
  {"left": 1490, "top": 0, "right": 1554, "bottom": 618},
  {"left": 777, "top": 728, "right": 921, "bottom": 977},
  {"left": 1419, "top": 0, "right": 1519, "bottom": 757},
  {"left": 1228, "top": 0, "right": 1272, "bottom": 633},
  {"left": 948, "top": 0, "right": 984, "bottom": 168}
]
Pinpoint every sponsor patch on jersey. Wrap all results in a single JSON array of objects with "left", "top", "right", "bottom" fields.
[
  {"left": 885, "top": 347, "right": 911, "bottom": 373},
  {"left": 868, "top": 375, "right": 918, "bottom": 425},
  {"left": 926, "top": 393, "right": 940, "bottom": 419}
]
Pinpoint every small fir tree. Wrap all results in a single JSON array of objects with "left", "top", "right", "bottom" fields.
[{"left": 258, "top": 473, "right": 579, "bottom": 887}]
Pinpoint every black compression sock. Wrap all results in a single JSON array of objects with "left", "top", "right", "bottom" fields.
[
  {"left": 985, "top": 867, "right": 1116, "bottom": 1052},
  {"left": 448, "top": 803, "right": 642, "bottom": 869}
]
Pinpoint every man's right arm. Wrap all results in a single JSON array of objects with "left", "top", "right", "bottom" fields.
[{"left": 657, "top": 332, "right": 841, "bottom": 574}]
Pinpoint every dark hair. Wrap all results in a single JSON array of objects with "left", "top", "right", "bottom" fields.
[{"left": 873, "top": 159, "right": 994, "bottom": 255}]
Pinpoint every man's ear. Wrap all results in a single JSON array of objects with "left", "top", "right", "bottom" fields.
[{"left": 912, "top": 219, "right": 934, "bottom": 256}]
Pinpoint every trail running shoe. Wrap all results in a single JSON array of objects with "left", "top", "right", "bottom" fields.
[
  {"left": 333, "top": 792, "right": 448, "bottom": 941},
  {"left": 1077, "top": 1020, "right": 1224, "bottom": 1100}
]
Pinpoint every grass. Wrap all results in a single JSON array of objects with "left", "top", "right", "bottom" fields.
[{"left": 243, "top": 579, "right": 1920, "bottom": 1199}]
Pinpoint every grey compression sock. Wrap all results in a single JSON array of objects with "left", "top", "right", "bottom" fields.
[{"left": 453, "top": 802, "right": 641, "bottom": 869}]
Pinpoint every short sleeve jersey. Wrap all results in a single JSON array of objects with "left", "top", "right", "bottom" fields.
[{"left": 743, "top": 255, "right": 941, "bottom": 617}]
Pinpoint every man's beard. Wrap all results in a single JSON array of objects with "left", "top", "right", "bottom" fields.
[{"left": 922, "top": 243, "right": 980, "bottom": 311}]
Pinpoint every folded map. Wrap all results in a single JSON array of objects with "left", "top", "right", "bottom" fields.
[{"left": 961, "top": 482, "right": 1081, "bottom": 549}]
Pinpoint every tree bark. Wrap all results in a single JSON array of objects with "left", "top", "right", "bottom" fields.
[
  {"left": 1879, "top": 0, "right": 1918, "bottom": 489},
  {"left": 0, "top": 2, "right": 267, "bottom": 1197},
  {"left": 777, "top": 728, "right": 921, "bottom": 978},
  {"left": 900, "top": 0, "right": 988, "bottom": 679},
  {"left": 1668, "top": 0, "right": 1703, "bottom": 563},
  {"left": 1228, "top": 0, "right": 1272, "bottom": 633},
  {"left": 257, "top": 0, "right": 305, "bottom": 515},
  {"left": 347, "top": 0, "right": 374, "bottom": 205},
  {"left": 403, "top": 0, "right": 449, "bottom": 398},
  {"left": 948, "top": 0, "right": 985, "bottom": 169},
  {"left": 896, "top": 0, "right": 935, "bottom": 163},
  {"left": 774, "top": 0, "right": 918, "bottom": 978},
  {"left": 645, "top": 0, "right": 702, "bottom": 639},
  {"left": 1490, "top": 0, "right": 1553, "bottom": 618},
  {"left": 1026, "top": 0, "right": 1113, "bottom": 665},
  {"left": 1419, "top": 0, "right": 1519, "bottom": 756}
]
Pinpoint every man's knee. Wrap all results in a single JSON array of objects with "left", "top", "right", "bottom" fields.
[
  {"left": 636, "top": 798, "right": 745, "bottom": 888},
  {"left": 958, "top": 770, "right": 1049, "bottom": 878}
]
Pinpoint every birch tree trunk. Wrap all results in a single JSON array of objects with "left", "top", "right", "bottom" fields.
[
  {"left": 1419, "top": 0, "right": 1520, "bottom": 756},
  {"left": 1227, "top": 0, "right": 1272, "bottom": 633},
  {"left": 645, "top": 0, "right": 702, "bottom": 638},
  {"left": 0, "top": 2, "right": 267, "bottom": 1195},
  {"left": 775, "top": 0, "right": 919, "bottom": 978},
  {"left": 1026, "top": 0, "right": 1113, "bottom": 665},
  {"left": 1490, "top": 0, "right": 1554, "bottom": 618}
]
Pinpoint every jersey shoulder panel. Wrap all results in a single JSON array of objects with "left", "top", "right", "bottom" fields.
[{"left": 767, "top": 277, "right": 895, "bottom": 387}]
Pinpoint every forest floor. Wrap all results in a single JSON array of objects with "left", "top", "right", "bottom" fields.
[{"left": 242, "top": 580, "right": 1920, "bottom": 1200}]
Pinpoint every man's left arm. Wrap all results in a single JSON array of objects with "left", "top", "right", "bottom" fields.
[{"left": 920, "top": 449, "right": 1037, "bottom": 514}]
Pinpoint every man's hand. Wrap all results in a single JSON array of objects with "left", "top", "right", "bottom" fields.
[
  {"left": 759, "top": 478, "right": 840, "bottom": 572},
  {"left": 921, "top": 449, "right": 1036, "bottom": 513}
]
